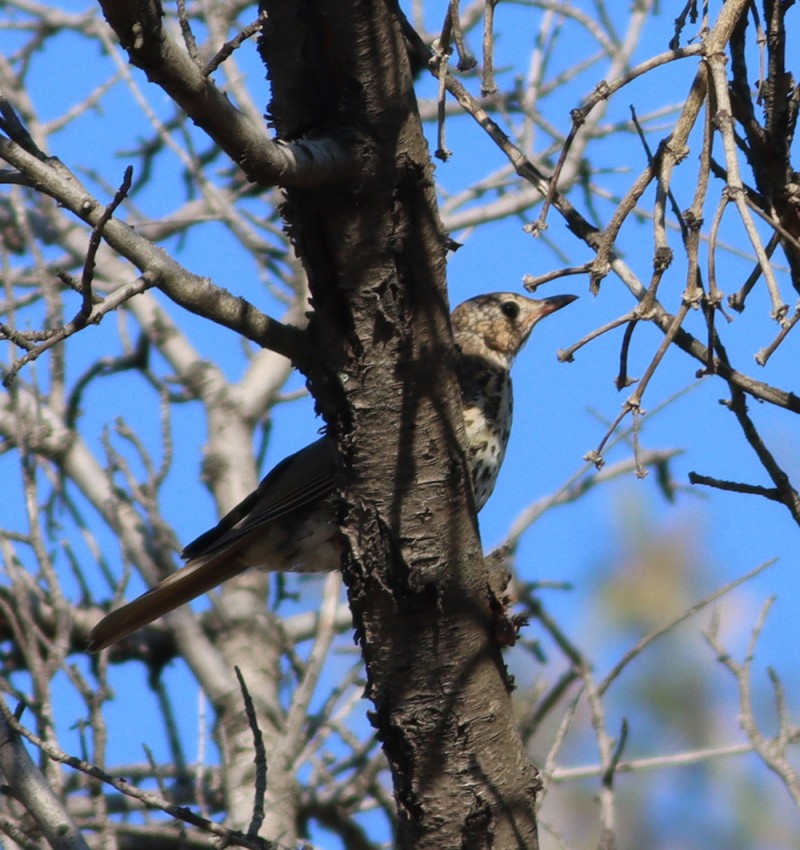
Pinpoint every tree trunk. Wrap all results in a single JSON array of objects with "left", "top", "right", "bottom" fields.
[{"left": 260, "top": 2, "right": 541, "bottom": 847}]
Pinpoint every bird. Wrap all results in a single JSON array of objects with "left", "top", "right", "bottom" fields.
[{"left": 87, "top": 292, "right": 577, "bottom": 651}]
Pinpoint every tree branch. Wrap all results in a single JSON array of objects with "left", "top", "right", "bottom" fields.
[
  {"left": 96, "top": 0, "right": 358, "bottom": 188},
  {"left": 0, "top": 135, "right": 306, "bottom": 366}
]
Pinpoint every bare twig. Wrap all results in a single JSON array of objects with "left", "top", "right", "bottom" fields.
[
  {"left": 0, "top": 700, "right": 272, "bottom": 850},
  {"left": 481, "top": 0, "right": 498, "bottom": 95},
  {"left": 599, "top": 559, "right": 777, "bottom": 696},
  {"left": 233, "top": 668, "right": 267, "bottom": 838},
  {"left": 705, "top": 600, "right": 800, "bottom": 807},
  {"left": 204, "top": 16, "right": 265, "bottom": 77}
]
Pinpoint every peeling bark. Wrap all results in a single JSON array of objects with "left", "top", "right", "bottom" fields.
[{"left": 260, "top": 2, "right": 540, "bottom": 847}]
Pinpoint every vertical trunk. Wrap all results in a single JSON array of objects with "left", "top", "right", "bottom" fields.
[{"left": 260, "top": 2, "right": 541, "bottom": 848}]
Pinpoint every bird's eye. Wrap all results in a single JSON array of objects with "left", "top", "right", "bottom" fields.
[{"left": 501, "top": 301, "right": 520, "bottom": 319}]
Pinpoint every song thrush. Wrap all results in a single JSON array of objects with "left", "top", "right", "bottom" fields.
[{"left": 88, "top": 292, "right": 576, "bottom": 651}]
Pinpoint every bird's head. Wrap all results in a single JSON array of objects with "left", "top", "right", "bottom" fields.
[{"left": 451, "top": 292, "right": 577, "bottom": 368}]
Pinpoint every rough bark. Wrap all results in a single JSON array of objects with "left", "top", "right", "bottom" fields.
[{"left": 260, "top": 2, "right": 541, "bottom": 847}]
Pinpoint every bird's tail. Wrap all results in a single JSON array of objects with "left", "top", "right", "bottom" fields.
[{"left": 86, "top": 554, "right": 250, "bottom": 652}]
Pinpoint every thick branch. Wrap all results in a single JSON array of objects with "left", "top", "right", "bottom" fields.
[
  {"left": 0, "top": 706, "right": 90, "bottom": 850},
  {"left": 0, "top": 138, "right": 306, "bottom": 365},
  {"left": 97, "top": 0, "right": 358, "bottom": 188}
]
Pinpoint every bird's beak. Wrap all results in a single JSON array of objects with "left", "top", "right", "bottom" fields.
[
  {"left": 522, "top": 293, "right": 578, "bottom": 336},
  {"left": 537, "top": 293, "right": 579, "bottom": 317}
]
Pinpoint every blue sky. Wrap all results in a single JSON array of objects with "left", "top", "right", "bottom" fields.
[{"left": 3, "top": 1, "right": 800, "bottom": 846}]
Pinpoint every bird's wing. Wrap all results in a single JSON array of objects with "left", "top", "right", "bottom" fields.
[
  {"left": 87, "top": 437, "right": 338, "bottom": 652},
  {"left": 181, "top": 436, "right": 337, "bottom": 559}
]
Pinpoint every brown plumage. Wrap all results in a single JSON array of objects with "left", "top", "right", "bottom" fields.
[{"left": 88, "top": 292, "right": 576, "bottom": 651}]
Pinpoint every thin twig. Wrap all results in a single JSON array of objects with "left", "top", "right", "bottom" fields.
[
  {"left": 599, "top": 559, "right": 777, "bottom": 696},
  {"left": 481, "top": 0, "right": 498, "bottom": 95},
  {"left": 204, "top": 16, "right": 264, "bottom": 77},
  {"left": 523, "top": 264, "right": 592, "bottom": 292},
  {"left": 233, "top": 667, "right": 267, "bottom": 838},
  {"left": 0, "top": 699, "right": 269, "bottom": 850},
  {"left": 755, "top": 306, "right": 800, "bottom": 366}
]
